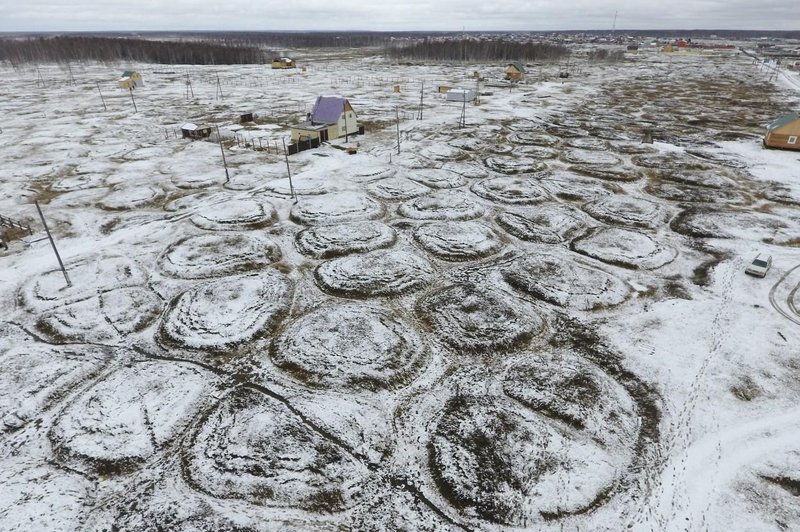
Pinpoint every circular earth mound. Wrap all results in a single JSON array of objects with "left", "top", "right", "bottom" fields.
[
  {"left": 561, "top": 149, "right": 622, "bottom": 166},
  {"left": 99, "top": 185, "right": 163, "bottom": 210},
  {"left": 645, "top": 181, "right": 749, "bottom": 205},
  {"left": 516, "top": 145, "right": 559, "bottom": 159},
  {"left": 429, "top": 385, "right": 633, "bottom": 526},
  {"left": 571, "top": 227, "right": 677, "bottom": 270},
  {"left": 398, "top": 191, "right": 485, "bottom": 221},
  {"left": 497, "top": 204, "right": 587, "bottom": 244},
  {"left": 186, "top": 387, "right": 365, "bottom": 511},
  {"left": 565, "top": 137, "right": 608, "bottom": 150},
  {"left": 657, "top": 169, "right": 738, "bottom": 188},
  {"left": 315, "top": 249, "right": 435, "bottom": 297},
  {"left": 539, "top": 172, "right": 619, "bottom": 201},
  {"left": 295, "top": 221, "right": 396, "bottom": 259},
  {"left": 407, "top": 169, "right": 467, "bottom": 189},
  {"left": 471, "top": 177, "right": 549, "bottom": 205},
  {"left": 50, "top": 361, "right": 213, "bottom": 473},
  {"left": 366, "top": 177, "right": 430, "bottom": 201},
  {"left": 419, "top": 143, "right": 467, "bottom": 161},
  {"left": 19, "top": 255, "right": 148, "bottom": 313},
  {"left": 502, "top": 352, "right": 637, "bottom": 444},
  {"left": 289, "top": 193, "right": 383, "bottom": 225},
  {"left": 610, "top": 141, "right": 658, "bottom": 155},
  {"left": 582, "top": 195, "right": 670, "bottom": 229},
  {"left": 508, "top": 131, "right": 560, "bottom": 146},
  {"left": 670, "top": 208, "right": 800, "bottom": 243},
  {"left": 190, "top": 199, "right": 277, "bottom": 231},
  {"left": 484, "top": 156, "right": 547, "bottom": 174},
  {"left": 271, "top": 302, "right": 426, "bottom": 390},
  {"left": 546, "top": 125, "right": 588, "bottom": 138},
  {"left": 163, "top": 191, "right": 213, "bottom": 213},
  {"left": 0, "top": 344, "right": 109, "bottom": 431},
  {"left": 160, "top": 271, "right": 292, "bottom": 351},
  {"left": 264, "top": 175, "right": 329, "bottom": 196},
  {"left": 413, "top": 221, "right": 504, "bottom": 261},
  {"left": 168, "top": 168, "right": 226, "bottom": 189},
  {"left": 159, "top": 233, "right": 282, "bottom": 279},
  {"left": 502, "top": 253, "right": 630, "bottom": 310},
  {"left": 416, "top": 284, "right": 544, "bottom": 353},
  {"left": 570, "top": 165, "right": 645, "bottom": 182},
  {"left": 632, "top": 153, "right": 713, "bottom": 171}
]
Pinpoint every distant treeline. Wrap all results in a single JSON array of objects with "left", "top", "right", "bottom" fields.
[
  {"left": 193, "top": 31, "right": 394, "bottom": 48},
  {"left": 0, "top": 36, "right": 268, "bottom": 65},
  {"left": 386, "top": 39, "right": 569, "bottom": 62}
]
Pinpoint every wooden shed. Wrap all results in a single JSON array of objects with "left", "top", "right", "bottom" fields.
[
  {"left": 291, "top": 95, "right": 359, "bottom": 143},
  {"left": 764, "top": 112, "right": 800, "bottom": 150},
  {"left": 181, "top": 123, "right": 213, "bottom": 140},
  {"left": 118, "top": 70, "right": 143, "bottom": 90},
  {"left": 505, "top": 62, "right": 525, "bottom": 81},
  {"left": 272, "top": 57, "right": 296, "bottom": 69}
]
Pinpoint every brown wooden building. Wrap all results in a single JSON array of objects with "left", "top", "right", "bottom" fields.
[{"left": 764, "top": 112, "right": 800, "bottom": 150}]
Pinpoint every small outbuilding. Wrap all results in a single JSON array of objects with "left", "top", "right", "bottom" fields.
[
  {"left": 764, "top": 112, "right": 800, "bottom": 150},
  {"left": 239, "top": 112, "right": 254, "bottom": 123},
  {"left": 272, "top": 57, "right": 296, "bottom": 69},
  {"left": 505, "top": 62, "right": 525, "bottom": 81},
  {"left": 181, "top": 123, "right": 213, "bottom": 140},
  {"left": 291, "top": 95, "right": 360, "bottom": 143},
  {"left": 446, "top": 88, "right": 476, "bottom": 102},
  {"left": 118, "top": 70, "right": 143, "bottom": 90}
]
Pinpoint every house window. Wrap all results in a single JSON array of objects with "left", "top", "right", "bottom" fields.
[{"left": 789, "top": 136, "right": 798, "bottom": 145}]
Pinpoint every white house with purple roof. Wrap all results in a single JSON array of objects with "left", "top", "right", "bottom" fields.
[{"left": 291, "top": 95, "right": 359, "bottom": 143}]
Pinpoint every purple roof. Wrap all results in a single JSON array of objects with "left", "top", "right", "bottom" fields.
[{"left": 311, "top": 96, "right": 347, "bottom": 124}]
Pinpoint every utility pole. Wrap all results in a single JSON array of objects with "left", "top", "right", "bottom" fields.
[
  {"left": 96, "top": 81, "right": 107, "bottom": 111},
  {"left": 34, "top": 201, "right": 71, "bottom": 288},
  {"left": 185, "top": 72, "right": 194, "bottom": 100},
  {"left": 418, "top": 81, "right": 424, "bottom": 120},
  {"left": 611, "top": 10, "right": 618, "bottom": 40},
  {"left": 128, "top": 87, "right": 138, "bottom": 113},
  {"left": 282, "top": 138, "right": 296, "bottom": 201},
  {"left": 395, "top": 106, "right": 401, "bottom": 154},
  {"left": 344, "top": 101, "right": 349, "bottom": 143},
  {"left": 215, "top": 73, "right": 224, "bottom": 101},
  {"left": 216, "top": 126, "right": 229, "bottom": 183}
]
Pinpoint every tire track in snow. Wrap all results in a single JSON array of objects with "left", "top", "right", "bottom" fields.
[{"left": 769, "top": 263, "right": 800, "bottom": 327}]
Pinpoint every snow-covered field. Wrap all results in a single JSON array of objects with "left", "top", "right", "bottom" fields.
[{"left": 2, "top": 49, "right": 800, "bottom": 531}]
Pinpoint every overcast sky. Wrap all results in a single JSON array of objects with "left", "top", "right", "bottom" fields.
[{"left": 1, "top": 0, "right": 796, "bottom": 32}]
